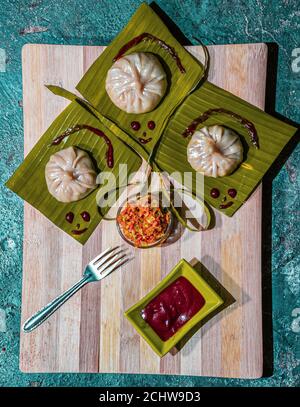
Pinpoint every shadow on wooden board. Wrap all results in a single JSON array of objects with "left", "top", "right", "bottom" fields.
[{"left": 171, "top": 259, "right": 236, "bottom": 355}]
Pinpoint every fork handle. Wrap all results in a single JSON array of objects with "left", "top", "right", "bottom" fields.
[{"left": 22, "top": 275, "right": 91, "bottom": 333}]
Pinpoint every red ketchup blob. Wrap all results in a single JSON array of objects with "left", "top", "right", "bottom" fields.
[{"left": 141, "top": 276, "right": 205, "bottom": 341}]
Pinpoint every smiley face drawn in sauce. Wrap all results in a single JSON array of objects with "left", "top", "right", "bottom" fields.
[
  {"left": 65, "top": 211, "right": 91, "bottom": 235},
  {"left": 130, "top": 120, "right": 155, "bottom": 144},
  {"left": 209, "top": 188, "right": 238, "bottom": 210}
]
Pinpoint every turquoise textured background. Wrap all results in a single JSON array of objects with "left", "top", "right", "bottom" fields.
[{"left": 0, "top": 0, "right": 299, "bottom": 387}]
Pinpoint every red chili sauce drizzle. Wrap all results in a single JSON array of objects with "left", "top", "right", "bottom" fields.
[
  {"left": 51, "top": 125, "right": 114, "bottom": 168},
  {"left": 131, "top": 121, "right": 141, "bottom": 131},
  {"left": 182, "top": 108, "right": 259, "bottom": 148},
  {"left": 71, "top": 228, "right": 88, "bottom": 235},
  {"left": 113, "top": 33, "right": 186, "bottom": 74},
  {"left": 138, "top": 137, "right": 152, "bottom": 144},
  {"left": 219, "top": 201, "right": 234, "bottom": 209},
  {"left": 141, "top": 276, "right": 205, "bottom": 341}
]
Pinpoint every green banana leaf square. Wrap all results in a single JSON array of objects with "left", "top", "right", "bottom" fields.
[
  {"left": 6, "top": 101, "right": 141, "bottom": 244},
  {"left": 76, "top": 2, "right": 204, "bottom": 154},
  {"left": 155, "top": 81, "right": 297, "bottom": 216}
]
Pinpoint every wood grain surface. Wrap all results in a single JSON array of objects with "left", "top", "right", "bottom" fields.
[{"left": 20, "top": 43, "right": 267, "bottom": 377}]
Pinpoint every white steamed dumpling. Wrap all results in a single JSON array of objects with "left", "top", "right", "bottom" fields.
[
  {"left": 105, "top": 52, "right": 167, "bottom": 114},
  {"left": 45, "top": 146, "right": 97, "bottom": 203},
  {"left": 187, "top": 125, "right": 244, "bottom": 177}
]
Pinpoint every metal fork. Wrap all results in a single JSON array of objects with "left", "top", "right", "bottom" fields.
[{"left": 22, "top": 246, "right": 130, "bottom": 333}]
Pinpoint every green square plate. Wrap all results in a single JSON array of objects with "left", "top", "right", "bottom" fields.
[{"left": 124, "top": 258, "right": 224, "bottom": 357}]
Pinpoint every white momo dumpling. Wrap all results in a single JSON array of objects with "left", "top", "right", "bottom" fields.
[
  {"left": 187, "top": 125, "right": 244, "bottom": 178},
  {"left": 45, "top": 146, "right": 97, "bottom": 203},
  {"left": 105, "top": 52, "right": 167, "bottom": 114}
]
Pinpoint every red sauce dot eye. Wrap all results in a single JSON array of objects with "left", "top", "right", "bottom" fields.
[
  {"left": 131, "top": 121, "right": 140, "bottom": 131},
  {"left": 210, "top": 188, "right": 220, "bottom": 199},
  {"left": 81, "top": 211, "right": 90, "bottom": 222},
  {"left": 228, "top": 188, "right": 237, "bottom": 198},
  {"left": 139, "top": 137, "right": 152, "bottom": 144},
  {"left": 65, "top": 212, "right": 74, "bottom": 223},
  {"left": 147, "top": 120, "right": 156, "bottom": 130},
  {"left": 141, "top": 277, "right": 205, "bottom": 341}
]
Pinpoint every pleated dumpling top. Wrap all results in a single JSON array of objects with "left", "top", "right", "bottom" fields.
[
  {"left": 45, "top": 146, "right": 97, "bottom": 202},
  {"left": 105, "top": 52, "right": 167, "bottom": 114}
]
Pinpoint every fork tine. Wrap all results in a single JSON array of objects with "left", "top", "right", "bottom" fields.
[
  {"left": 99, "top": 255, "right": 132, "bottom": 280},
  {"left": 95, "top": 248, "right": 126, "bottom": 271},
  {"left": 97, "top": 251, "right": 127, "bottom": 271},
  {"left": 90, "top": 246, "right": 119, "bottom": 266}
]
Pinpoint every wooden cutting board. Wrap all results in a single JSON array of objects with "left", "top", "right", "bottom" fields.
[{"left": 20, "top": 43, "right": 267, "bottom": 377}]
